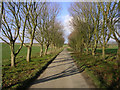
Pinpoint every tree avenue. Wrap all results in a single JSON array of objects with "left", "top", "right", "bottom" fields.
[
  {"left": 0, "top": 2, "right": 31, "bottom": 67},
  {"left": 68, "top": 2, "right": 120, "bottom": 66},
  {"left": 0, "top": 2, "right": 64, "bottom": 67}
]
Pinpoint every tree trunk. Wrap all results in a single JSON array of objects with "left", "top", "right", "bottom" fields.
[
  {"left": 26, "top": 46, "right": 32, "bottom": 62},
  {"left": 86, "top": 47, "right": 89, "bottom": 55},
  {"left": 10, "top": 41, "right": 16, "bottom": 67},
  {"left": 102, "top": 44, "right": 105, "bottom": 59},
  {"left": 0, "top": 2, "right": 3, "bottom": 29},
  {"left": 92, "top": 44, "right": 97, "bottom": 56},
  {"left": 102, "top": 17, "right": 105, "bottom": 60},
  {"left": 79, "top": 46, "right": 83, "bottom": 55},
  {"left": 54, "top": 45, "right": 56, "bottom": 50},
  {"left": 92, "top": 49, "right": 95, "bottom": 56},
  {"left": 44, "top": 44, "right": 49, "bottom": 55},
  {"left": 117, "top": 42, "right": 120, "bottom": 67},
  {"left": 11, "top": 52, "right": 15, "bottom": 67},
  {"left": 53, "top": 45, "right": 56, "bottom": 52},
  {"left": 50, "top": 45, "right": 53, "bottom": 52},
  {"left": 40, "top": 44, "right": 44, "bottom": 57}
]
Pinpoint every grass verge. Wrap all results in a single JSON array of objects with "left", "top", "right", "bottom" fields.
[
  {"left": 2, "top": 48, "right": 63, "bottom": 89},
  {"left": 68, "top": 48, "right": 120, "bottom": 89}
]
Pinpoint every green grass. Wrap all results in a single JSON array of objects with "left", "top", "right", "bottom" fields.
[
  {"left": 96, "top": 48, "right": 118, "bottom": 55},
  {"left": 2, "top": 49, "right": 63, "bottom": 89},
  {"left": 1, "top": 43, "right": 64, "bottom": 89},
  {"left": 2, "top": 43, "right": 41, "bottom": 60},
  {"left": 2, "top": 54, "right": 54, "bottom": 89},
  {"left": 2, "top": 43, "right": 53, "bottom": 61},
  {"left": 2, "top": 43, "right": 51, "bottom": 66},
  {"left": 69, "top": 48, "right": 120, "bottom": 88}
]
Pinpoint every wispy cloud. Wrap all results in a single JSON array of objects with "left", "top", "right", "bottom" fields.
[{"left": 61, "top": 15, "right": 73, "bottom": 43}]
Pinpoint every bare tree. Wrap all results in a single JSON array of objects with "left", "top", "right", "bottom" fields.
[
  {"left": 35, "top": 2, "right": 50, "bottom": 57},
  {"left": 51, "top": 20, "right": 64, "bottom": 49},
  {"left": 69, "top": 2, "right": 95, "bottom": 55},
  {"left": 23, "top": 2, "right": 44, "bottom": 62},
  {"left": 0, "top": 2, "right": 3, "bottom": 29},
  {"left": 35, "top": 2, "right": 61, "bottom": 56},
  {"left": 35, "top": 28, "right": 45, "bottom": 57},
  {"left": 0, "top": 2, "right": 30, "bottom": 67},
  {"left": 44, "top": 3, "right": 60, "bottom": 55},
  {"left": 69, "top": 2, "right": 119, "bottom": 62},
  {"left": 98, "top": 2, "right": 112, "bottom": 59},
  {"left": 106, "top": 2, "right": 120, "bottom": 65}
]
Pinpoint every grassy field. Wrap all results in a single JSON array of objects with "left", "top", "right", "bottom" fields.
[
  {"left": 2, "top": 43, "right": 63, "bottom": 89},
  {"left": 68, "top": 46, "right": 120, "bottom": 88},
  {"left": 2, "top": 43, "right": 40, "bottom": 60},
  {"left": 2, "top": 43, "right": 54, "bottom": 66},
  {"left": 2, "top": 53, "right": 58, "bottom": 89}
]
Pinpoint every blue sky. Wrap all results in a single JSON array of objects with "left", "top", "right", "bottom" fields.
[
  {"left": 1, "top": 1, "right": 117, "bottom": 43},
  {"left": 59, "top": 2, "right": 71, "bottom": 18},
  {"left": 57, "top": 2, "right": 117, "bottom": 44},
  {"left": 57, "top": 2, "right": 72, "bottom": 43},
  {"left": 0, "top": 2, "right": 73, "bottom": 43}
]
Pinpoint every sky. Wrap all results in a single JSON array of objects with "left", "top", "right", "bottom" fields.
[
  {"left": 57, "top": 2, "right": 73, "bottom": 44},
  {"left": 0, "top": 1, "right": 117, "bottom": 43},
  {"left": 0, "top": 2, "right": 73, "bottom": 43},
  {"left": 57, "top": 2, "right": 117, "bottom": 44}
]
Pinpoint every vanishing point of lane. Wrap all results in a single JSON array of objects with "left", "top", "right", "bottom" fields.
[{"left": 29, "top": 48, "right": 95, "bottom": 88}]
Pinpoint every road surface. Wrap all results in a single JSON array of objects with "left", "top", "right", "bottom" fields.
[{"left": 29, "top": 48, "right": 95, "bottom": 88}]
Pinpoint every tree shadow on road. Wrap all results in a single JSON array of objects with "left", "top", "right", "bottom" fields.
[
  {"left": 32, "top": 64, "right": 84, "bottom": 85},
  {"left": 48, "top": 61, "right": 74, "bottom": 69},
  {"left": 52, "top": 58, "right": 73, "bottom": 63}
]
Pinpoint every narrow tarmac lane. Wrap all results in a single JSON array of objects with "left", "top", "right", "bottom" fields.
[{"left": 29, "top": 48, "right": 95, "bottom": 88}]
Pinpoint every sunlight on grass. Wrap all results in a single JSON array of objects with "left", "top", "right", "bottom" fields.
[
  {"left": 2, "top": 43, "right": 63, "bottom": 89},
  {"left": 68, "top": 47, "right": 120, "bottom": 88}
]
